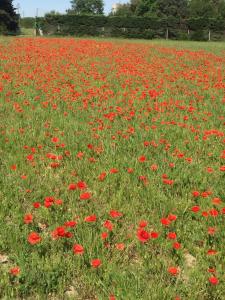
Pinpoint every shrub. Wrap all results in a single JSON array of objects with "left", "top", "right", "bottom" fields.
[{"left": 38, "top": 15, "right": 225, "bottom": 41}]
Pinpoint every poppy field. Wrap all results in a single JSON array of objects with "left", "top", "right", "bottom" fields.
[{"left": 0, "top": 38, "right": 225, "bottom": 300}]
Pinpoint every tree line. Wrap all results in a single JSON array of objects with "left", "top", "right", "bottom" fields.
[
  {"left": 1, "top": 0, "right": 225, "bottom": 34},
  {"left": 67, "top": 0, "right": 225, "bottom": 20},
  {"left": 110, "top": 0, "right": 225, "bottom": 19}
]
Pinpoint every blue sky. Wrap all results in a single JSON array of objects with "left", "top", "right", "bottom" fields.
[{"left": 15, "top": 0, "right": 127, "bottom": 17}]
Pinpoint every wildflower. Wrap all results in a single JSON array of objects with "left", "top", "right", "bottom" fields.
[
  {"left": 68, "top": 183, "right": 76, "bottom": 190},
  {"left": 73, "top": 244, "right": 84, "bottom": 255},
  {"left": 85, "top": 215, "right": 97, "bottom": 222},
  {"left": 191, "top": 206, "right": 200, "bottom": 213},
  {"left": 137, "top": 229, "right": 150, "bottom": 243},
  {"left": 24, "top": 214, "right": 33, "bottom": 224},
  {"left": 28, "top": 232, "right": 41, "bottom": 245},
  {"left": 9, "top": 267, "right": 20, "bottom": 276},
  {"left": 115, "top": 243, "right": 125, "bottom": 250},
  {"left": 80, "top": 192, "right": 91, "bottom": 200},
  {"left": 103, "top": 220, "right": 113, "bottom": 231},
  {"left": 167, "top": 232, "right": 177, "bottom": 240},
  {"left": 91, "top": 259, "right": 101, "bottom": 268},
  {"left": 209, "top": 276, "right": 219, "bottom": 285},
  {"left": 168, "top": 267, "right": 179, "bottom": 276},
  {"left": 110, "top": 210, "right": 123, "bottom": 218}
]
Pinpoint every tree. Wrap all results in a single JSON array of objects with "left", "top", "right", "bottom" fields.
[
  {"left": 68, "top": 0, "right": 104, "bottom": 15},
  {"left": 0, "top": 0, "right": 18, "bottom": 33},
  {"left": 0, "top": 0, "right": 17, "bottom": 16},
  {"left": 189, "top": 0, "right": 225, "bottom": 19},
  {"left": 135, "top": 0, "right": 157, "bottom": 16},
  {"left": 130, "top": 0, "right": 142, "bottom": 13},
  {"left": 153, "top": 0, "right": 189, "bottom": 19},
  {"left": 45, "top": 10, "right": 61, "bottom": 17}
]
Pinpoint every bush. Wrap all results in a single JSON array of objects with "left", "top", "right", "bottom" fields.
[
  {"left": 190, "top": 30, "right": 208, "bottom": 41},
  {"left": 20, "top": 17, "right": 35, "bottom": 28},
  {"left": 0, "top": 10, "right": 19, "bottom": 34},
  {"left": 38, "top": 15, "right": 225, "bottom": 41}
]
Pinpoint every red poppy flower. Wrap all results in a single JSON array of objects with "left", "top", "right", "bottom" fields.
[
  {"left": 163, "top": 179, "right": 174, "bottom": 185},
  {"left": 150, "top": 231, "right": 159, "bottom": 239},
  {"left": 77, "top": 181, "right": 87, "bottom": 190},
  {"left": 26, "top": 154, "right": 34, "bottom": 161},
  {"left": 77, "top": 152, "right": 84, "bottom": 159},
  {"left": 173, "top": 242, "right": 181, "bottom": 250},
  {"left": 191, "top": 206, "right": 200, "bottom": 213},
  {"left": 139, "top": 155, "right": 146, "bottom": 162},
  {"left": 150, "top": 164, "right": 158, "bottom": 171},
  {"left": 207, "top": 249, "right": 217, "bottom": 255},
  {"left": 167, "top": 232, "right": 177, "bottom": 240},
  {"left": 115, "top": 243, "right": 125, "bottom": 250},
  {"left": 68, "top": 183, "right": 76, "bottom": 190},
  {"left": 192, "top": 191, "right": 200, "bottom": 197},
  {"left": 209, "top": 276, "right": 219, "bottom": 285},
  {"left": 139, "top": 220, "right": 148, "bottom": 228},
  {"left": 91, "top": 258, "right": 101, "bottom": 268},
  {"left": 73, "top": 244, "right": 84, "bottom": 255},
  {"left": 51, "top": 137, "right": 59, "bottom": 143},
  {"left": 209, "top": 209, "right": 219, "bottom": 217},
  {"left": 110, "top": 210, "right": 123, "bottom": 218},
  {"left": 23, "top": 214, "right": 33, "bottom": 224},
  {"left": 55, "top": 199, "right": 63, "bottom": 205},
  {"left": 80, "top": 192, "right": 91, "bottom": 200},
  {"left": 85, "top": 215, "right": 97, "bottom": 222},
  {"left": 161, "top": 218, "right": 170, "bottom": 226},
  {"left": 9, "top": 267, "right": 20, "bottom": 276},
  {"left": 101, "top": 232, "right": 108, "bottom": 239},
  {"left": 202, "top": 211, "right": 209, "bottom": 217},
  {"left": 64, "top": 221, "right": 77, "bottom": 227},
  {"left": 212, "top": 198, "right": 221, "bottom": 205},
  {"left": 168, "top": 267, "right": 179, "bottom": 276},
  {"left": 208, "top": 227, "right": 216, "bottom": 235},
  {"left": 137, "top": 229, "right": 150, "bottom": 243},
  {"left": 103, "top": 220, "right": 113, "bottom": 231},
  {"left": 52, "top": 226, "right": 66, "bottom": 239},
  {"left": 208, "top": 268, "right": 216, "bottom": 273},
  {"left": 221, "top": 207, "right": 225, "bottom": 214},
  {"left": 168, "top": 214, "right": 177, "bottom": 221},
  {"left": 110, "top": 168, "right": 118, "bottom": 174},
  {"left": 98, "top": 172, "right": 107, "bottom": 181},
  {"left": 28, "top": 232, "right": 41, "bottom": 245}
]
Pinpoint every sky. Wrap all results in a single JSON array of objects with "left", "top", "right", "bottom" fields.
[{"left": 14, "top": 0, "right": 127, "bottom": 17}]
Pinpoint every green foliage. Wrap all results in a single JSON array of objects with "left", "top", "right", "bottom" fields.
[
  {"left": 190, "top": 30, "right": 208, "bottom": 41},
  {"left": 188, "top": 0, "right": 225, "bottom": 19},
  {"left": 68, "top": 0, "right": 104, "bottom": 15},
  {"left": 39, "top": 15, "right": 225, "bottom": 41},
  {"left": 44, "top": 11, "right": 62, "bottom": 17},
  {"left": 153, "top": 0, "right": 189, "bottom": 19},
  {"left": 20, "top": 17, "right": 35, "bottom": 29},
  {"left": 111, "top": 0, "right": 225, "bottom": 21},
  {"left": 136, "top": 0, "right": 158, "bottom": 16},
  {"left": 0, "top": 0, "right": 18, "bottom": 33},
  {"left": 0, "top": 0, "right": 16, "bottom": 16}
]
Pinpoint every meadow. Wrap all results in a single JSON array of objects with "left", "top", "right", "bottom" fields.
[{"left": 0, "top": 37, "right": 224, "bottom": 300}]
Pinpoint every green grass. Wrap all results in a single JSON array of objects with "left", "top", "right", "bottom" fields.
[
  {"left": 0, "top": 37, "right": 224, "bottom": 299},
  {"left": 19, "top": 28, "right": 35, "bottom": 36}
]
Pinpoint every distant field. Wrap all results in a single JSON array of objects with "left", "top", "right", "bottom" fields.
[{"left": 0, "top": 37, "right": 224, "bottom": 299}]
